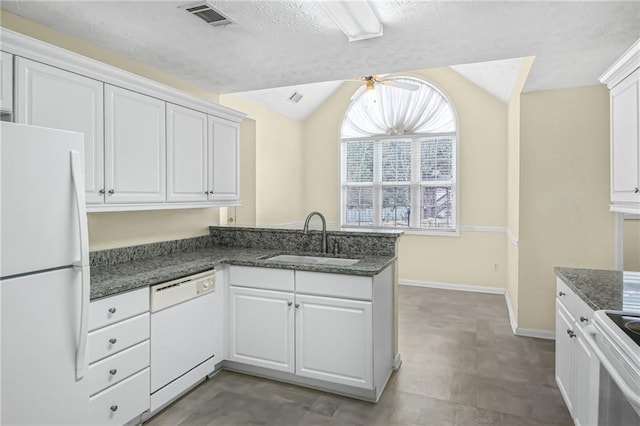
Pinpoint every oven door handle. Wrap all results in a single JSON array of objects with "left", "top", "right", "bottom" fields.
[{"left": 578, "top": 323, "right": 640, "bottom": 409}]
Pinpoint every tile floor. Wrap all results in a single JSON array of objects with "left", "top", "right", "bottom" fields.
[{"left": 146, "top": 285, "right": 571, "bottom": 426}]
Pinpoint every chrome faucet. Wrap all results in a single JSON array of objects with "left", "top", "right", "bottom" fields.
[{"left": 303, "top": 211, "right": 328, "bottom": 254}]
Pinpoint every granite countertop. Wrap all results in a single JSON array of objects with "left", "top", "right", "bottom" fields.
[
  {"left": 554, "top": 267, "right": 640, "bottom": 312},
  {"left": 91, "top": 246, "right": 396, "bottom": 301}
]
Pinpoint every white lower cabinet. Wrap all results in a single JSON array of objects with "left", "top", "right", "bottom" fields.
[
  {"left": 228, "top": 286, "right": 295, "bottom": 373},
  {"left": 295, "top": 294, "right": 373, "bottom": 389},
  {"left": 88, "top": 288, "right": 150, "bottom": 425},
  {"left": 555, "top": 278, "right": 599, "bottom": 426},
  {"left": 227, "top": 265, "right": 393, "bottom": 399}
]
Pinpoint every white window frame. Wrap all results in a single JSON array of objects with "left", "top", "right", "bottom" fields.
[{"left": 340, "top": 132, "right": 459, "bottom": 235}]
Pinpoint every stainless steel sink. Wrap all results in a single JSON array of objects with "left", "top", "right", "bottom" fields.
[{"left": 264, "top": 254, "right": 359, "bottom": 266}]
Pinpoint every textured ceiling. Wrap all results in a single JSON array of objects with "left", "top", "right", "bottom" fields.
[{"left": 1, "top": 1, "right": 638, "bottom": 99}]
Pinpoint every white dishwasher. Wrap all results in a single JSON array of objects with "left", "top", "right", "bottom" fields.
[{"left": 149, "top": 269, "right": 222, "bottom": 416}]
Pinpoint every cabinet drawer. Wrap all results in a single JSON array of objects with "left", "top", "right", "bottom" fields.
[
  {"left": 556, "top": 278, "right": 574, "bottom": 314},
  {"left": 90, "top": 287, "right": 149, "bottom": 331},
  {"left": 89, "top": 367, "right": 150, "bottom": 426},
  {"left": 573, "top": 293, "right": 595, "bottom": 326},
  {"left": 88, "top": 340, "right": 150, "bottom": 396},
  {"left": 88, "top": 313, "right": 150, "bottom": 363},
  {"left": 296, "top": 271, "right": 372, "bottom": 301},
  {"left": 229, "top": 266, "right": 294, "bottom": 292}
]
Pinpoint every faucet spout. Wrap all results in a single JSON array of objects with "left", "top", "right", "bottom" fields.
[{"left": 303, "top": 211, "right": 328, "bottom": 254}]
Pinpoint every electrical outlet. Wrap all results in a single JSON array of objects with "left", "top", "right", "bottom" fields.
[{"left": 493, "top": 263, "right": 499, "bottom": 271}]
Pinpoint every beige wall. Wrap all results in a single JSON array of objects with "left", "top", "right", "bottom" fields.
[
  {"left": 2, "top": 11, "right": 229, "bottom": 250},
  {"left": 219, "top": 95, "right": 305, "bottom": 226},
  {"left": 624, "top": 218, "right": 640, "bottom": 271},
  {"left": 231, "top": 119, "right": 257, "bottom": 227},
  {"left": 303, "top": 67, "right": 510, "bottom": 289},
  {"left": 518, "top": 85, "right": 616, "bottom": 330}
]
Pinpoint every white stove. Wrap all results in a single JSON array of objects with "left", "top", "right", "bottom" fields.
[{"left": 582, "top": 309, "right": 640, "bottom": 424}]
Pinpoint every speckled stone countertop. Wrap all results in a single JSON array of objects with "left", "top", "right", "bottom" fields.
[
  {"left": 91, "top": 246, "right": 396, "bottom": 301},
  {"left": 554, "top": 267, "right": 640, "bottom": 312}
]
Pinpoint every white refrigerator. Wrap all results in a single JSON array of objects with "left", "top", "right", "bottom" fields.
[{"left": 1, "top": 122, "right": 91, "bottom": 425}]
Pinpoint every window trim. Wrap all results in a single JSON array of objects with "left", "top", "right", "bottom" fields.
[{"left": 340, "top": 132, "right": 459, "bottom": 234}]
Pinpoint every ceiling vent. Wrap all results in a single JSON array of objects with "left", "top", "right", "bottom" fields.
[
  {"left": 288, "top": 92, "right": 304, "bottom": 103},
  {"left": 183, "top": 2, "right": 234, "bottom": 26}
]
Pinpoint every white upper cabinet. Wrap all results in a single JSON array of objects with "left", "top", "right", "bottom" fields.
[
  {"left": 2, "top": 29, "right": 245, "bottom": 211},
  {"left": 15, "top": 58, "right": 105, "bottom": 204},
  {"left": 0, "top": 51, "right": 13, "bottom": 115},
  {"left": 208, "top": 116, "right": 239, "bottom": 202},
  {"left": 166, "top": 103, "right": 208, "bottom": 203},
  {"left": 600, "top": 39, "right": 640, "bottom": 214},
  {"left": 104, "top": 85, "right": 166, "bottom": 204}
]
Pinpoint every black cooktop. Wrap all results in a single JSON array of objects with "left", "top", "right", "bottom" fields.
[{"left": 607, "top": 313, "right": 640, "bottom": 346}]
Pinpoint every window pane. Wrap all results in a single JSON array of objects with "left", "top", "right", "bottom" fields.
[
  {"left": 420, "top": 186, "right": 453, "bottom": 229},
  {"left": 421, "top": 137, "right": 454, "bottom": 182},
  {"left": 345, "top": 186, "right": 374, "bottom": 226},
  {"left": 381, "top": 140, "right": 411, "bottom": 182},
  {"left": 345, "top": 141, "right": 373, "bottom": 182},
  {"left": 382, "top": 186, "right": 411, "bottom": 227}
]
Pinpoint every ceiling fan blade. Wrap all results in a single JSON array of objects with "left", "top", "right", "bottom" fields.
[
  {"left": 381, "top": 80, "right": 419, "bottom": 91},
  {"left": 351, "top": 85, "right": 367, "bottom": 100}
]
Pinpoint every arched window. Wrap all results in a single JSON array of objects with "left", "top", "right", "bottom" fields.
[{"left": 340, "top": 76, "right": 458, "bottom": 231}]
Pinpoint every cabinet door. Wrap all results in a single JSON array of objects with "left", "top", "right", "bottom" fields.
[
  {"left": 166, "top": 103, "right": 208, "bottom": 202},
  {"left": 228, "top": 286, "right": 294, "bottom": 373},
  {"left": 0, "top": 51, "right": 13, "bottom": 114},
  {"left": 105, "top": 85, "right": 165, "bottom": 204},
  {"left": 15, "top": 57, "right": 105, "bottom": 204},
  {"left": 573, "top": 330, "right": 599, "bottom": 426},
  {"left": 610, "top": 69, "right": 640, "bottom": 205},
  {"left": 208, "top": 116, "right": 239, "bottom": 202},
  {"left": 555, "top": 300, "right": 574, "bottom": 416},
  {"left": 295, "top": 294, "right": 373, "bottom": 389}
]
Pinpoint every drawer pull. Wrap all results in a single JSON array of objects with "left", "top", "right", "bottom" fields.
[
  {"left": 558, "top": 291, "right": 566, "bottom": 297},
  {"left": 567, "top": 329, "right": 576, "bottom": 338},
  {"left": 108, "top": 307, "right": 116, "bottom": 314},
  {"left": 580, "top": 316, "right": 588, "bottom": 323},
  {"left": 287, "top": 301, "right": 292, "bottom": 307},
  {"left": 110, "top": 405, "right": 118, "bottom": 412},
  {"left": 109, "top": 368, "right": 117, "bottom": 376},
  {"left": 109, "top": 338, "right": 117, "bottom": 344}
]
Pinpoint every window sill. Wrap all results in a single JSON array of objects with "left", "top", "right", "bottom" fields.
[{"left": 340, "top": 225, "right": 459, "bottom": 237}]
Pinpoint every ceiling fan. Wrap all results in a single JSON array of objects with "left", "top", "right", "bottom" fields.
[{"left": 350, "top": 75, "right": 419, "bottom": 101}]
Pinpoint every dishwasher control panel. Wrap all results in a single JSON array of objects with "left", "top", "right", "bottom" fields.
[
  {"left": 150, "top": 270, "right": 216, "bottom": 312},
  {"left": 197, "top": 276, "right": 216, "bottom": 294}
]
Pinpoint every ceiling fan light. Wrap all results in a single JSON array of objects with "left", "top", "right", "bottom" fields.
[{"left": 319, "top": 0, "right": 383, "bottom": 42}]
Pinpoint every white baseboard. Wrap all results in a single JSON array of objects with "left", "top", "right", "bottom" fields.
[
  {"left": 399, "top": 279, "right": 506, "bottom": 295},
  {"left": 398, "top": 279, "right": 554, "bottom": 340}
]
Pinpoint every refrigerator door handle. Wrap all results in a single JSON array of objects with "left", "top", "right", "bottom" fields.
[{"left": 70, "top": 150, "right": 89, "bottom": 380}]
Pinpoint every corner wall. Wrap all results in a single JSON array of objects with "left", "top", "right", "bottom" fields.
[
  {"left": 219, "top": 94, "right": 305, "bottom": 226},
  {"left": 518, "top": 85, "right": 616, "bottom": 331}
]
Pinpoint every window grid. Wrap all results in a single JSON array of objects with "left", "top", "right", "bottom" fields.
[{"left": 342, "top": 135, "right": 456, "bottom": 232}]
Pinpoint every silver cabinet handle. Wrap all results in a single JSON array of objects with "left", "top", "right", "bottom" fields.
[
  {"left": 108, "top": 189, "right": 115, "bottom": 195},
  {"left": 110, "top": 405, "right": 118, "bottom": 412},
  {"left": 99, "top": 188, "right": 105, "bottom": 195},
  {"left": 295, "top": 303, "right": 300, "bottom": 309},
  {"left": 580, "top": 316, "right": 588, "bottom": 323},
  {"left": 558, "top": 291, "right": 566, "bottom": 297},
  {"left": 108, "top": 307, "right": 116, "bottom": 314},
  {"left": 109, "top": 369, "right": 117, "bottom": 376},
  {"left": 567, "top": 329, "right": 576, "bottom": 338},
  {"left": 287, "top": 301, "right": 292, "bottom": 307},
  {"left": 635, "top": 187, "right": 640, "bottom": 193},
  {"left": 109, "top": 338, "right": 117, "bottom": 344}
]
